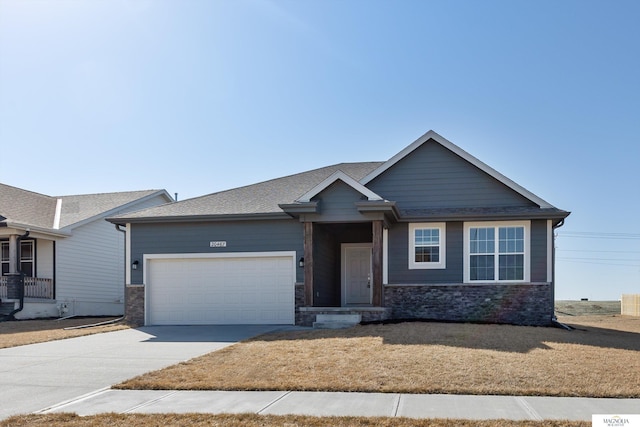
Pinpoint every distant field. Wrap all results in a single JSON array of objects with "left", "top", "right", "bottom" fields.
[{"left": 555, "top": 300, "right": 620, "bottom": 316}]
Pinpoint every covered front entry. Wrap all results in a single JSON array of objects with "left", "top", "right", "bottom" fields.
[{"left": 303, "top": 221, "right": 383, "bottom": 308}]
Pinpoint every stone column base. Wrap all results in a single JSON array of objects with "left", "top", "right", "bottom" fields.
[{"left": 125, "top": 285, "right": 145, "bottom": 327}]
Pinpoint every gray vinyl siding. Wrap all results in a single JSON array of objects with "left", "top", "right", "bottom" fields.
[
  {"left": 388, "top": 220, "right": 547, "bottom": 284},
  {"left": 388, "top": 222, "right": 464, "bottom": 283},
  {"left": 55, "top": 217, "right": 125, "bottom": 309},
  {"left": 307, "top": 181, "right": 370, "bottom": 222},
  {"left": 530, "top": 220, "right": 548, "bottom": 282},
  {"left": 367, "top": 140, "right": 538, "bottom": 210},
  {"left": 130, "top": 219, "right": 304, "bottom": 284},
  {"left": 36, "top": 239, "right": 54, "bottom": 280}
]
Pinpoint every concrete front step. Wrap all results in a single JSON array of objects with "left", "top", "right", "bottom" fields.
[
  {"left": 0, "top": 301, "right": 17, "bottom": 318},
  {"left": 313, "top": 313, "right": 361, "bottom": 329},
  {"left": 312, "top": 322, "right": 358, "bottom": 329}
]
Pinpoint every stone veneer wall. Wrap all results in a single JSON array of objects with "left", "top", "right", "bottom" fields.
[
  {"left": 125, "top": 285, "right": 145, "bottom": 327},
  {"left": 5, "top": 273, "right": 23, "bottom": 299},
  {"left": 295, "top": 284, "right": 305, "bottom": 325},
  {"left": 384, "top": 283, "right": 554, "bottom": 326}
]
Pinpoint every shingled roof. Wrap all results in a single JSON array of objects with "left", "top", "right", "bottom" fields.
[
  {"left": 106, "top": 130, "right": 570, "bottom": 224},
  {"left": 56, "top": 190, "right": 171, "bottom": 228},
  {"left": 0, "top": 183, "right": 170, "bottom": 232},
  {"left": 108, "top": 162, "right": 383, "bottom": 222},
  {"left": 0, "top": 184, "right": 58, "bottom": 229}
]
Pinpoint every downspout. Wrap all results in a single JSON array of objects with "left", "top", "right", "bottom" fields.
[
  {"left": 6, "top": 230, "right": 30, "bottom": 320},
  {"left": 551, "top": 218, "right": 565, "bottom": 303},
  {"left": 115, "top": 223, "right": 127, "bottom": 284},
  {"left": 551, "top": 219, "right": 572, "bottom": 329},
  {"left": 115, "top": 224, "right": 128, "bottom": 323}
]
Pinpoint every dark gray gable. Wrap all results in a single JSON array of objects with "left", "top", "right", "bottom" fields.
[
  {"left": 306, "top": 180, "right": 372, "bottom": 222},
  {"left": 366, "top": 138, "right": 538, "bottom": 210}
]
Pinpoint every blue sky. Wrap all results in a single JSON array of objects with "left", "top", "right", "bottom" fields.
[{"left": 1, "top": 0, "right": 639, "bottom": 300}]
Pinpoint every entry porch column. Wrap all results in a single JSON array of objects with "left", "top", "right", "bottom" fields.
[
  {"left": 5, "top": 235, "right": 23, "bottom": 300},
  {"left": 8, "top": 234, "right": 18, "bottom": 274},
  {"left": 372, "top": 220, "right": 383, "bottom": 306},
  {"left": 303, "top": 221, "right": 313, "bottom": 306}
]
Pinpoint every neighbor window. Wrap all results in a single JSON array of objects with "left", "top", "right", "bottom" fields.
[
  {"left": 409, "top": 223, "right": 446, "bottom": 269},
  {"left": 464, "top": 222, "right": 529, "bottom": 282},
  {"left": 1, "top": 241, "right": 34, "bottom": 276},
  {"left": 1, "top": 243, "right": 8, "bottom": 275}
]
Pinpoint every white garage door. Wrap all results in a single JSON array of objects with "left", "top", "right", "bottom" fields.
[{"left": 146, "top": 253, "right": 295, "bottom": 325}]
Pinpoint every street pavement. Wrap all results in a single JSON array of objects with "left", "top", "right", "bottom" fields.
[{"left": 1, "top": 325, "right": 638, "bottom": 422}]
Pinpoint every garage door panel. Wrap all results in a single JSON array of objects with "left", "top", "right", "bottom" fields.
[{"left": 148, "top": 255, "right": 294, "bottom": 325}]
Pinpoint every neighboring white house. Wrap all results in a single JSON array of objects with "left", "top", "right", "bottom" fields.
[{"left": 0, "top": 184, "right": 173, "bottom": 319}]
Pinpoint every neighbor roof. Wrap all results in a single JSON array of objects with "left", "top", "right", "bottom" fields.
[
  {"left": 0, "top": 183, "right": 170, "bottom": 233},
  {"left": 0, "top": 184, "right": 59, "bottom": 229},
  {"left": 56, "top": 190, "right": 171, "bottom": 229}
]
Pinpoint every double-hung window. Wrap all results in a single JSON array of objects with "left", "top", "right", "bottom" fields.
[
  {"left": 20, "top": 241, "right": 34, "bottom": 277},
  {"left": 464, "top": 222, "right": 529, "bottom": 282},
  {"left": 0, "top": 241, "right": 34, "bottom": 276},
  {"left": 409, "top": 223, "right": 446, "bottom": 269},
  {"left": 1, "top": 243, "right": 8, "bottom": 275}
]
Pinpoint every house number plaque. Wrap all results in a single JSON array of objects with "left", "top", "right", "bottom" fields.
[{"left": 209, "top": 241, "right": 227, "bottom": 248}]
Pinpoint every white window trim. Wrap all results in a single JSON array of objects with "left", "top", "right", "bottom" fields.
[
  {"left": 0, "top": 242, "right": 8, "bottom": 274},
  {"left": 408, "top": 222, "right": 446, "bottom": 270},
  {"left": 1, "top": 240, "right": 34, "bottom": 276},
  {"left": 463, "top": 221, "right": 530, "bottom": 283}
]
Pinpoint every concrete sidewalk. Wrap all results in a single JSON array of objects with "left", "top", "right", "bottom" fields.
[{"left": 40, "top": 388, "right": 640, "bottom": 421}]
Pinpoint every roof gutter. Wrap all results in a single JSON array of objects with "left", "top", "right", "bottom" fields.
[
  {"left": 398, "top": 211, "right": 570, "bottom": 223},
  {"left": 0, "top": 221, "right": 71, "bottom": 238},
  {"left": 106, "top": 212, "right": 291, "bottom": 226}
]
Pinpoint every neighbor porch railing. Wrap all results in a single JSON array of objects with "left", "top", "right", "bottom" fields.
[{"left": 0, "top": 276, "right": 54, "bottom": 300}]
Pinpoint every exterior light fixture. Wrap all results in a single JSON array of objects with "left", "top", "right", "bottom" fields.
[
  {"left": 298, "top": 257, "right": 304, "bottom": 268},
  {"left": 132, "top": 260, "right": 139, "bottom": 270}
]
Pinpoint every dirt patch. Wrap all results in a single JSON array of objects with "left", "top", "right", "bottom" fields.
[
  {"left": 555, "top": 300, "right": 621, "bottom": 316},
  {"left": 117, "top": 315, "right": 640, "bottom": 398},
  {"left": 0, "top": 317, "right": 129, "bottom": 349}
]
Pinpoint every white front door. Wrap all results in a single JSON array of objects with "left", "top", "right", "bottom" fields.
[{"left": 342, "top": 244, "right": 372, "bottom": 305}]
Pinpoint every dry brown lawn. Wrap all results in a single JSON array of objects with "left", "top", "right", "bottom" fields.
[
  {"left": 0, "top": 317, "right": 128, "bottom": 349},
  {"left": 118, "top": 315, "right": 640, "bottom": 398},
  {"left": 0, "top": 413, "right": 589, "bottom": 427}
]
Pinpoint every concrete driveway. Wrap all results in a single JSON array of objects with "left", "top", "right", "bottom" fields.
[{"left": 0, "top": 324, "right": 286, "bottom": 420}]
